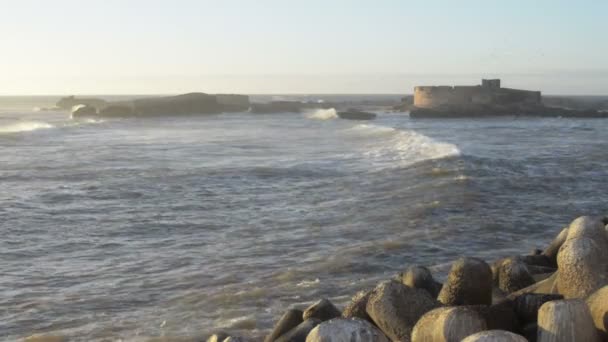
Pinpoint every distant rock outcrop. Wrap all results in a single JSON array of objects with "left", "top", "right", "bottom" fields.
[
  {"left": 57, "top": 96, "right": 106, "bottom": 111},
  {"left": 71, "top": 105, "right": 97, "bottom": 118}
]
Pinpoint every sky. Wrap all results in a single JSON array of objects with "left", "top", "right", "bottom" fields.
[{"left": 0, "top": 0, "right": 607, "bottom": 95}]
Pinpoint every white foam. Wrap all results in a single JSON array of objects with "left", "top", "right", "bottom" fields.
[
  {"left": 306, "top": 108, "right": 338, "bottom": 120},
  {"left": 0, "top": 121, "right": 54, "bottom": 134}
]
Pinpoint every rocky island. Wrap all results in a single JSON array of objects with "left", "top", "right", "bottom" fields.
[{"left": 408, "top": 79, "right": 608, "bottom": 118}]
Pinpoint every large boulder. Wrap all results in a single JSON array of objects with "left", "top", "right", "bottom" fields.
[
  {"left": 411, "top": 306, "right": 487, "bottom": 342},
  {"left": 556, "top": 216, "right": 608, "bottom": 298},
  {"left": 494, "top": 257, "right": 535, "bottom": 293},
  {"left": 133, "top": 93, "right": 222, "bottom": 116},
  {"left": 265, "top": 309, "right": 304, "bottom": 342},
  {"left": 438, "top": 257, "right": 493, "bottom": 306},
  {"left": 302, "top": 299, "right": 341, "bottom": 322},
  {"left": 461, "top": 330, "right": 527, "bottom": 342},
  {"left": 586, "top": 285, "right": 608, "bottom": 336},
  {"left": 537, "top": 299, "right": 601, "bottom": 342},
  {"left": 305, "top": 318, "right": 389, "bottom": 342},
  {"left": 99, "top": 105, "right": 134, "bottom": 117},
  {"left": 542, "top": 227, "right": 569, "bottom": 266},
  {"left": 342, "top": 290, "right": 372, "bottom": 321},
  {"left": 275, "top": 319, "right": 321, "bottom": 342},
  {"left": 398, "top": 265, "right": 442, "bottom": 298},
  {"left": 366, "top": 280, "right": 440, "bottom": 342}
]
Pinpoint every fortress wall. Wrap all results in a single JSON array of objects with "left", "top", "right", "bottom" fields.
[{"left": 414, "top": 86, "right": 479, "bottom": 109}]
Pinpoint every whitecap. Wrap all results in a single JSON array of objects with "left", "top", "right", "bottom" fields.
[
  {"left": 0, "top": 121, "right": 54, "bottom": 134},
  {"left": 306, "top": 108, "right": 338, "bottom": 120}
]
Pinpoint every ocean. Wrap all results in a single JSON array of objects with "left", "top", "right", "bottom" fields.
[{"left": 1, "top": 96, "right": 607, "bottom": 341}]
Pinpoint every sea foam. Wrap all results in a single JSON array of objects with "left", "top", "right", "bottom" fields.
[
  {"left": 306, "top": 108, "right": 338, "bottom": 120},
  {"left": 0, "top": 121, "right": 54, "bottom": 134}
]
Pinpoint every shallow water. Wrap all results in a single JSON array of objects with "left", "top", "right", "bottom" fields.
[{"left": 1, "top": 99, "right": 608, "bottom": 341}]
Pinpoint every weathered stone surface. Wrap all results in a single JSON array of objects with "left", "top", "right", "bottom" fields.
[
  {"left": 521, "top": 255, "right": 553, "bottom": 268},
  {"left": 496, "top": 257, "right": 535, "bottom": 293},
  {"left": 411, "top": 306, "right": 486, "bottom": 342},
  {"left": 461, "top": 330, "right": 528, "bottom": 342},
  {"left": 542, "top": 227, "right": 569, "bottom": 266},
  {"left": 342, "top": 291, "right": 372, "bottom": 321},
  {"left": 556, "top": 216, "right": 608, "bottom": 298},
  {"left": 99, "top": 105, "right": 134, "bottom": 117},
  {"left": 302, "top": 299, "right": 341, "bottom": 322},
  {"left": 207, "top": 331, "right": 230, "bottom": 342},
  {"left": 467, "top": 301, "right": 521, "bottom": 333},
  {"left": 366, "top": 280, "right": 440, "bottom": 342},
  {"left": 512, "top": 293, "right": 563, "bottom": 323},
  {"left": 438, "top": 257, "right": 493, "bottom": 306},
  {"left": 305, "top": 318, "right": 389, "bottom": 342},
  {"left": 275, "top": 319, "right": 321, "bottom": 342},
  {"left": 586, "top": 285, "right": 608, "bottom": 334},
  {"left": 508, "top": 273, "right": 558, "bottom": 299},
  {"left": 398, "top": 265, "right": 442, "bottom": 298},
  {"left": 537, "top": 299, "right": 601, "bottom": 342},
  {"left": 265, "top": 309, "right": 304, "bottom": 342}
]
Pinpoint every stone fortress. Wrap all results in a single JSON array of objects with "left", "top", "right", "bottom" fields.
[{"left": 413, "top": 79, "right": 542, "bottom": 110}]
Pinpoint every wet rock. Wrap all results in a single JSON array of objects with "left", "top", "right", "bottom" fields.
[
  {"left": 207, "top": 332, "right": 230, "bottom": 342},
  {"left": 366, "top": 280, "right": 440, "bottom": 342},
  {"left": 512, "top": 293, "right": 563, "bottom": 323},
  {"left": 302, "top": 299, "right": 341, "bottom": 322},
  {"left": 265, "top": 309, "right": 304, "bottom": 342},
  {"left": 305, "top": 318, "right": 389, "bottom": 342},
  {"left": 467, "top": 301, "right": 521, "bottom": 333},
  {"left": 398, "top": 265, "right": 442, "bottom": 298},
  {"left": 411, "top": 306, "right": 486, "bottom": 342},
  {"left": 496, "top": 257, "right": 535, "bottom": 293},
  {"left": 438, "top": 257, "right": 493, "bottom": 306},
  {"left": 542, "top": 227, "right": 569, "bottom": 266},
  {"left": 556, "top": 216, "right": 608, "bottom": 298},
  {"left": 461, "top": 330, "right": 528, "bottom": 342},
  {"left": 275, "top": 319, "right": 321, "bottom": 342},
  {"left": 586, "top": 285, "right": 608, "bottom": 335},
  {"left": 537, "top": 299, "right": 601, "bottom": 342},
  {"left": 342, "top": 290, "right": 372, "bottom": 321}
]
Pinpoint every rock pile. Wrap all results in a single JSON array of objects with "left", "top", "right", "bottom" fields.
[{"left": 203, "top": 215, "right": 608, "bottom": 341}]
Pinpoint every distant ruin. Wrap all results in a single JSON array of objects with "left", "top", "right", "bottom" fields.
[{"left": 414, "top": 79, "right": 541, "bottom": 109}]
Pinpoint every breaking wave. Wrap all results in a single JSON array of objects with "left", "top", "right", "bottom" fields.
[
  {"left": 346, "top": 123, "right": 461, "bottom": 166},
  {"left": 306, "top": 108, "right": 338, "bottom": 120},
  {"left": 0, "top": 121, "right": 54, "bottom": 134}
]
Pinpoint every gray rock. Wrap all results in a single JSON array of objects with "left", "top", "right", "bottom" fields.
[
  {"left": 342, "top": 291, "right": 372, "bottom": 321},
  {"left": 586, "top": 285, "right": 608, "bottom": 336},
  {"left": 302, "top": 299, "right": 341, "bottom": 322},
  {"left": 207, "top": 332, "right": 230, "bottom": 342},
  {"left": 411, "top": 306, "right": 486, "bottom": 342},
  {"left": 99, "top": 105, "right": 134, "bottom": 117},
  {"left": 265, "top": 309, "right": 304, "bottom": 342},
  {"left": 305, "top": 318, "right": 389, "bottom": 342},
  {"left": 275, "top": 319, "right": 321, "bottom": 342},
  {"left": 438, "top": 257, "right": 493, "bottom": 306},
  {"left": 537, "top": 299, "right": 601, "bottom": 342},
  {"left": 496, "top": 257, "right": 535, "bottom": 293},
  {"left": 512, "top": 293, "right": 563, "bottom": 323},
  {"left": 398, "top": 265, "right": 442, "bottom": 298},
  {"left": 133, "top": 93, "right": 222, "bottom": 116},
  {"left": 556, "top": 216, "right": 608, "bottom": 298},
  {"left": 365, "top": 280, "right": 440, "bottom": 342},
  {"left": 462, "top": 330, "right": 528, "bottom": 342}
]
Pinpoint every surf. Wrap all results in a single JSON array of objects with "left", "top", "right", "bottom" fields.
[{"left": 0, "top": 121, "right": 54, "bottom": 134}]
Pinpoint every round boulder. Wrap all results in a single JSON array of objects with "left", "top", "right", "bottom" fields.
[
  {"left": 438, "top": 257, "right": 493, "bottom": 306},
  {"left": 496, "top": 257, "right": 535, "bottom": 293},
  {"left": 275, "top": 319, "right": 321, "bottom": 342},
  {"left": 265, "top": 309, "right": 304, "bottom": 342},
  {"left": 462, "top": 330, "right": 527, "bottom": 342},
  {"left": 398, "top": 265, "right": 442, "bottom": 298},
  {"left": 305, "top": 318, "right": 389, "bottom": 342},
  {"left": 303, "top": 299, "right": 341, "bottom": 322},
  {"left": 537, "top": 299, "right": 600, "bottom": 342},
  {"left": 366, "top": 280, "right": 440, "bottom": 342},
  {"left": 556, "top": 216, "right": 608, "bottom": 299},
  {"left": 411, "top": 306, "right": 486, "bottom": 342},
  {"left": 586, "top": 285, "right": 608, "bottom": 335}
]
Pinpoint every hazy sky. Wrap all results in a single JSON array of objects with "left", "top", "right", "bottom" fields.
[{"left": 1, "top": 0, "right": 607, "bottom": 95}]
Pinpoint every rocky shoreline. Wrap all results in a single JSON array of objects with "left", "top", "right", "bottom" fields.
[{"left": 198, "top": 215, "right": 608, "bottom": 342}]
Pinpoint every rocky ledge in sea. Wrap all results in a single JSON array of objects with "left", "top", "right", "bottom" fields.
[
  {"left": 409, "top": 104, "right": 608, "bottom": 119},
  {"left": 201, "top": 215, "right": 608, "bottom": 342}
]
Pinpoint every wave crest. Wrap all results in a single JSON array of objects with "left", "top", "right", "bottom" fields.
[
  {"left": 306, "top": 108, "right": 338, "bottom": 120},
  {"left": 0, "top": 121, "right": 54, "bottom": 134}
]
